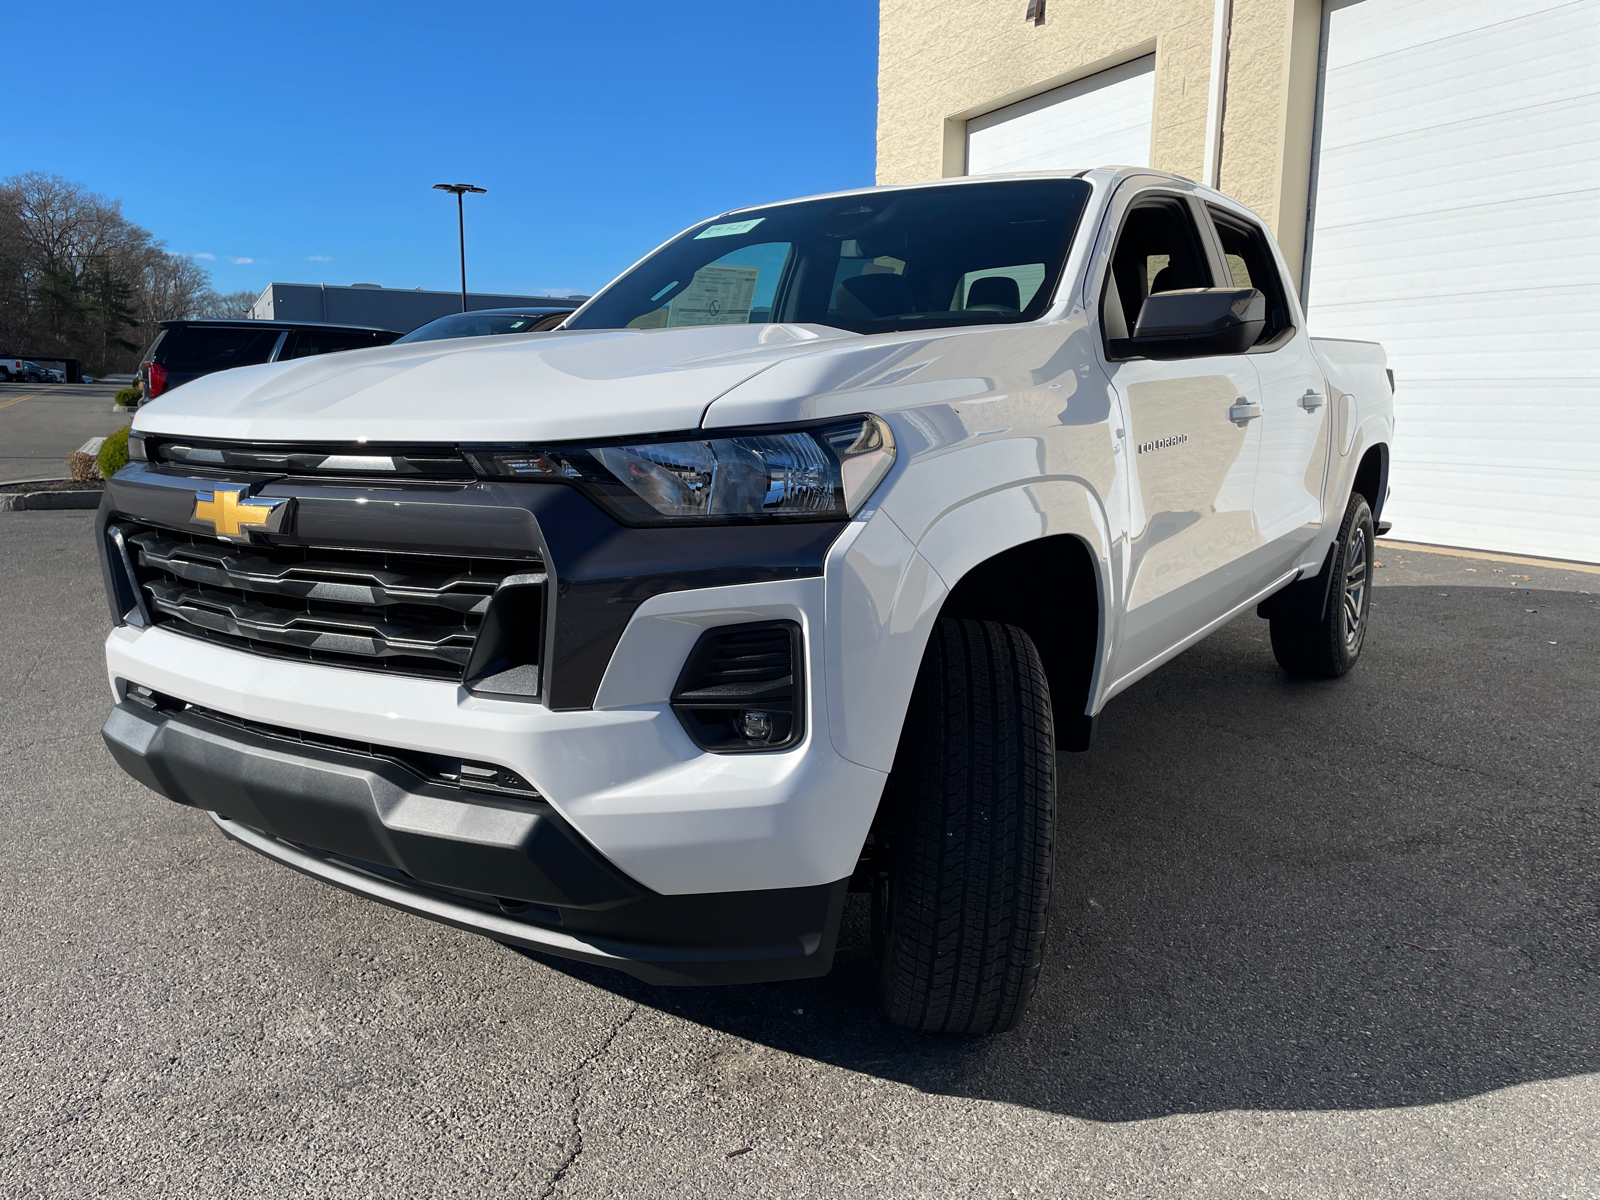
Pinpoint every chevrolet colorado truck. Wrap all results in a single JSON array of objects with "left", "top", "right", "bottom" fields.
[{"left": 97, "top": 169, "right": 1392, "bottom": 1034}]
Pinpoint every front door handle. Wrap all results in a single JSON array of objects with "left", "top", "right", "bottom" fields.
[
  {"left": 1298, "top": 388, "right": 1325, "bottom": 411},
  {"left": 1228, "top": 398, "right": 1262, "bottom": 422}
]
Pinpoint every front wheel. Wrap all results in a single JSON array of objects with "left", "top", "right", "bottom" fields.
[
  {"left": 1270, "top": 493, "right": 1375, "bottom": 678},
  {"left": 872, "top": 618, "right": 1056, "bottom": 1035}
]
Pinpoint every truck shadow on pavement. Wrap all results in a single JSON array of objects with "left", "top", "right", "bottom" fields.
[{"left": 530, "top": 586, "right": 1600, "bottom": 1120}]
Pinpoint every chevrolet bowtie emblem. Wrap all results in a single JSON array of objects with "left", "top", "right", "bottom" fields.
[{"left": 192, "top": 487, "right": 290, "bottom": 540}]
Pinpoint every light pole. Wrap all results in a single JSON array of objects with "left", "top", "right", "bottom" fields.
[{"left": 432, "top": 183, "right": 487, "bottom": 312}]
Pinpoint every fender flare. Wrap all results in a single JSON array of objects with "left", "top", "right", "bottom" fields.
[{"left": 825, "top": 478, "right": 1114, "bottom": 773}]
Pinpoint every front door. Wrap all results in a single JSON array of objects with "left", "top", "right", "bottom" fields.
[{"left": 1099, "top": 192, "right": 1267, "bottom": 680}]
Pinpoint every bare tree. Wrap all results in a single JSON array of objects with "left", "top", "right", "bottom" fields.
[
  {"left": 195, "top": 289, "right": 259, "bottom": 319},
  {"left": 0, "top": 172, "right": 231, "bottom": 372}
]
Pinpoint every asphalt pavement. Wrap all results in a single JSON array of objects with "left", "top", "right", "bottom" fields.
[
  {"left": 2, "top": 510, "right": 1596, "bottom": 1198},
  {"left": 0, "top": 382, "right": 131, "bottom": 483}
]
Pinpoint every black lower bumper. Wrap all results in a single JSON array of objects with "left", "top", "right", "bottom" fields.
[{"left": 101, "top": 700, "right": 846, "bottom": 985}]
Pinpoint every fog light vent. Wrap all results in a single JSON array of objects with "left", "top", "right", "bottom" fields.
[{"left": 671, "top": 621, "right": 802, "bottom": 753}]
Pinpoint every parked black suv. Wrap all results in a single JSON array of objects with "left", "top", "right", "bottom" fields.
[{"left": 137, "top": 319, "right": 400, "bottom": 403}]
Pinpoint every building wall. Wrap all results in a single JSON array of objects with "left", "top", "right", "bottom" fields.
[
  {"left": 251, "top": 284, "right": 577, "bottom": 333},
  {"left": 877, "top": 0, "right": 1322, "bottom": 284}
]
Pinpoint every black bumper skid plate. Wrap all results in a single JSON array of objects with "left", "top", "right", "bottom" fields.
[{"left": 101, "top": 700, "right": 845, "bottom": 985}]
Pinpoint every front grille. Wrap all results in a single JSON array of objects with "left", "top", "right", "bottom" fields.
[{"left": 115, "top": 522, "right": 542, "bottom": 684}]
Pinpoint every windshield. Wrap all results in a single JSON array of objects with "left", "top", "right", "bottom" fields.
[
  {"left": 567, "top": 179, "right": 1091, "bottom": 336},
  {"left": 395, "top": 311, "right": 566, "bottom": 344}
]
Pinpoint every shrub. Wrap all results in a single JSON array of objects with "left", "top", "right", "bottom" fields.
[
  {"left": 98, "top": 426, "right": 131, "bottom": 479},
  {"left": 114, "top": 386, "right": 142, "bottom": 407},
  {"left": 67, "top": 451, "right": 103, "bottom": 481}
]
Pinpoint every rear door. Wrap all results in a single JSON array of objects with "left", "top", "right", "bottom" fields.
[
  {"left": 1096, "top": 188, "right": 1266, "bottom": 681},
  {"left": 1206, "top": 204, "right": 1332, "bottom": 574}
]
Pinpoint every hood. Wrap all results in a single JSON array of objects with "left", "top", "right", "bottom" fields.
[{"left": 132, "top": 323, "right": 858, "bottom": 444}]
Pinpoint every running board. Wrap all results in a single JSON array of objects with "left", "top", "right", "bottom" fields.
[{"left": 1100, "top": 569, "right": 1300, "bottom": 705}]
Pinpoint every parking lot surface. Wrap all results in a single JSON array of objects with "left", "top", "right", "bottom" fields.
[
  {"left": 2, "top": 510, "right": 1596, "bottom": 1198},
  {"left": 0, "top": 382, "right": 131, "bottom": 483}
]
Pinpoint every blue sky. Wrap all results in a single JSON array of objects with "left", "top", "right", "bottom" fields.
[{"left": 4, "top": 1, "right": 878, "bottom": 299}]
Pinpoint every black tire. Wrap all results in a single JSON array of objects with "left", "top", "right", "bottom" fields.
[
  {"left": 1269, "top": 493, "right": 1375, "bottom": 678},
  {"left": 872, "top": 618, "right": 1055, "bottom": 1035}
]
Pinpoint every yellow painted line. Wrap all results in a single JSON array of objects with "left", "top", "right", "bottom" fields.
[
  {"left": 1378, "top": 538, "right": 1600, "bottom": 575},
  {"left": 0, "top": 388, "right": 52, "bottom": 410}
]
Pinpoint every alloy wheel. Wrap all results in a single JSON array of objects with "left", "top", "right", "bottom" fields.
[{"left": 1342, "top": 525, "right": 1370, "bottom": 653}]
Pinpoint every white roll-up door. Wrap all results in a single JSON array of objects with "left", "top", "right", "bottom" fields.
[
  {"left": 1304, "top": 0, "right": 1600, "bottom": 563},
  {"left": 966, "top": 56, "right": 1155, "bottom": 175}
]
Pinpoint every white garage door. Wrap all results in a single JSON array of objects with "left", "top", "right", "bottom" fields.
[
  {"left": 966, "top": 56, "right": 1155, "bottom": 175},
  {"left": 1304, "top": 0, "right": 1600, "bottom": 563}
]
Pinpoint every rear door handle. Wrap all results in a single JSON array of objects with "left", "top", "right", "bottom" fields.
[
  {"left": 1298, "top": 388, "right": 1325, "bottom": 411},
  {"left": 1228, "top": 398, "right": 1262, "bottom": 422}
]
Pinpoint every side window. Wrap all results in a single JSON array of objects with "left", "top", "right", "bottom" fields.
[
  {"left": 628, "top": 241, "right": 794, "bottom": 329},
  {"left": 285, "top": 332, "right": 377, "bottom": 359},
  {"left": 1102, "top": 198, "right": 1213, "bottom": 340},
  {"left": 156, "top": 327, "right": 280, "bottom": 372},
  {"left": 1207, "top": 207, "right": 1291, "bottom": 343}
]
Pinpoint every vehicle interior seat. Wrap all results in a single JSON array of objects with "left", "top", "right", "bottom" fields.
[
  {"left": 1148, "top": 267, "right": 1178, "bottom": 296},
  {"left": 835, "top": 273, "right": 916, "bottom": 320},
  {"left": 965, "top": 275, "right": 1021, "bottom": 312}
]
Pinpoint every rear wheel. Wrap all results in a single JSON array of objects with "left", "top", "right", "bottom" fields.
[
  {"left": 872, "top": 618, "right": 1055, "bottom": 1035},
  {"left": 1269, "top": 493, "right": 1375, "bottom": 678}
]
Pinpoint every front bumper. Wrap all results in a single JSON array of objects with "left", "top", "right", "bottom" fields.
[{"left": 102, "top": 698, "right": 847, "bottom": 985}]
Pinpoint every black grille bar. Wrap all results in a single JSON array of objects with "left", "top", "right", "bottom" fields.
[
  {"left": 114, "top": 521, "right": 542, "bottom": 684},
  {"left": 129, "top": 529, "right": 505, "bottom": 614},
  {"left": 143, "top": 578, "right": 481, "bottom": 665}
]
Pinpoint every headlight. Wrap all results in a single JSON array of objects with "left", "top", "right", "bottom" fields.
[{"left": 465, "top": 415, "right": 895, "bottom": 526}]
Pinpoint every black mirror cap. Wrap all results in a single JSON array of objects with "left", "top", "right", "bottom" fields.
[{"left": 1110, "top": 287, "right": 1267, "bottom": 360}]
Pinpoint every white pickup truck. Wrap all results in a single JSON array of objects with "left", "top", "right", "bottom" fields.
[{"left": 97, "top": 168, "right": 1391, "bottom": 1034}]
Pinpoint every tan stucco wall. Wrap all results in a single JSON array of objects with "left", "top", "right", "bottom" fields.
[
  {"left": 877, "top": 0, "right": 1215, "bottom": 184},
  {"left": 877, "top": 0, "right": 1325, "bottom": 284},
  {"left": 1215, "top": 0, "right": 1322, "bottom": 279}
]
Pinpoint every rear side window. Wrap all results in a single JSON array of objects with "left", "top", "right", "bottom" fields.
[
  {"left": 284, "top": 331, "right": 389, "bottom": 359},
  {"left": 1207, "top": 207, "right": 1292, "bottom": 343},
  {"left": 153, "top": 327, "right": 280, "bottom": 373},
  {"left": 1103, "top": 197, "right": 1213, "bottom": 338}
]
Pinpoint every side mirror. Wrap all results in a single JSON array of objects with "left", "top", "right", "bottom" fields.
[{"left": 1109, "top": 288, "right": 1266, "bottom": 360}]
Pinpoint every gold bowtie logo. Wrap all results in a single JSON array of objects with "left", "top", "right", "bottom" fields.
[{"left": 192, "top": 487, "right": 287, "bottom": 539}]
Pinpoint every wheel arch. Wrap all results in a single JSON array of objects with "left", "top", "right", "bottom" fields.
[
  {"left": 827, "top": 479, "right": 1113, "bottom": 774},
  {"left": 1352, "top": 442, "right": 1389, "bottom": 523},
  {"left": 937, "top": 533, "right": 1103, "bottom": 750}
]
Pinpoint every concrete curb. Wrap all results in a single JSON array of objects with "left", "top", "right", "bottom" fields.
[{"left": 0, "top": 490, "right": 104, "bottom": 511}]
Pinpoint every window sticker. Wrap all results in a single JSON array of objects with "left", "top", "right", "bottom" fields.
[
  {"left": 666, "top": 264, "right": 760, "bottom": 326},
  {"left": 695, "top": 218, "right": 765, "bottom": 240}
]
